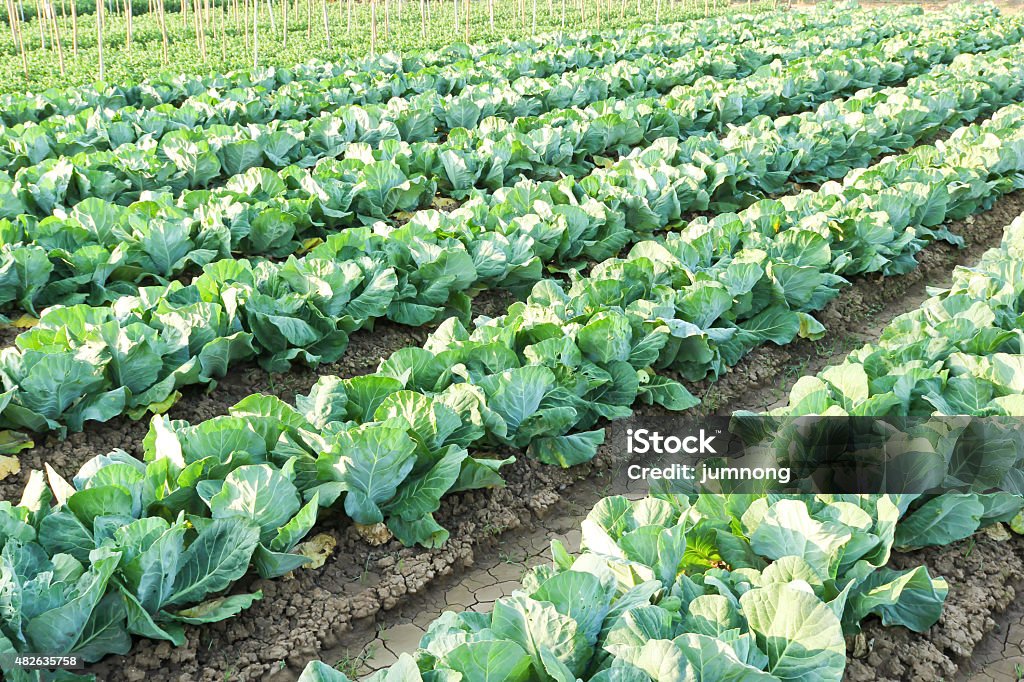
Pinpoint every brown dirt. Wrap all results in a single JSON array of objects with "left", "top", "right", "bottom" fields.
[{"left": 75, "top": 189, "right": 1024, "bottom": 681}]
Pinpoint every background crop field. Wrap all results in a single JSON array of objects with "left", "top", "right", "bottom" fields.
[{"left": 0, "top": 0, "right": 747, "bottom": 91}]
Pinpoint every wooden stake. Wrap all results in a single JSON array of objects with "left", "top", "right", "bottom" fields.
[
  {"left": 126, "top": 0, "right": 133, "bottom": 54},
  {"left": 69, "top": 0, "right": 77, "bottom": 55},
  {"left": 321, "top": 0, "right": 330, "bottom": 48},
  {"left": 4, "top": 0, "right": 15, "bottom": 44},
  {"left": 37, "top": 0, "right": 46, "bottom": 50},
  {"left": 252, "top": 0, "right": 258, "bottom": 66},
  {"left": 47, "top": 0, "right": 65, "bottom": 76},
  {"left": 6, "top": 0, "right": 28, "bottom": 79},
  {"left": 97, "top": 0, "right": 104, "bottom": 80},
  {"left": 370, "top": 0, "right": 377, "bottom": 54}
]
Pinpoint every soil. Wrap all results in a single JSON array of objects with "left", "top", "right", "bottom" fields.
[
  {"left": 955, "top": 568, "right": 1024, "bottom": 682},
  {"left": 73, "top": 186, "right": 1024, "bottom": 681}
]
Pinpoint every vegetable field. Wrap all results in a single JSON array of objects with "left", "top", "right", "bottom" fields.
[{"left": 4, "top": 0, "right": 1024, "bottom": 680}]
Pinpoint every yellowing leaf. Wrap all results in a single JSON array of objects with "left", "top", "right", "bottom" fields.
[
  {"left": 0, "top": 455, "right": 20, "bottom": 481},
  {"left": 297, "top": 237, "right": 324, "bottom": 255},
  {"left": 431, "top": 196, "right": 460, "bottom": 210},
  {"left": 0, "top": 430, "right": 33, "bottom": 456},
  {"left": 11, "top": 315, "right": 39, "bottom": 329},
  {"left": 354, "top": 522, "right": 392, "bottom": 546},
  {"left": 294, "top": 533, "right": 337, "bottom": 569},
  {"left": 985, "top": 522, "right": 1012, "bottom": 542},
  {"left": 126, "top": 391, "right": 181, "bottom": 420}
]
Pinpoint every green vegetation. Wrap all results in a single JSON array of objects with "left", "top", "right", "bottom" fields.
[{"left": 4, "top": 2, "right": 1024, "bottom": 680}]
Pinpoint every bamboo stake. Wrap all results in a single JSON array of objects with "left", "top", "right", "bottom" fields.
[
  {"left": 306, "top": 0, "right": 311, "bottom": 39},
  {"left": 346, "top": 0, "right": 352, "bottom": 34},
  {"left": 69, "top": 0, "right": 76, "bottom": 54},
  {"left": 487, "top": 0, "right": 491, "bottom": 30},
  {"left": 419, "top": 0, "right": 424, "bottom": 38},
  {"left": 462, "top": 0, "right": 467, "bottom": 41},
  {"left": 4, "top": 0, "right": 14, "bottom": 44},
  {"left": 157, "top": 0, "right": 167, "bottom": 62},
  {"left": 321, "top": 0, "right": 330, "bottom": 48},
  {"left": 383, "top": 0, "right": 389, "bottom": 38},
  {"left": 97, "top": 0, "right": 104, "bottom": 80},
  {"left": 37, "top": 0, "right": 46, "bottom": 50},
  {"left": 126, "top": 0, "right": 133, "bottom": 54},
  {"left": 6, "top": 0, "right": 28, "bottom": 79},
  {"left": 252, "top": 0, "right": 258, "bottom": 66},
  {"left": 47, "top": 0, "right": 65, "bottom": 76},
  {"left": 219, "top": 0, "right": 226, "bottom": 60},
  {"left": 192, "top": 0, "right": 200, "bottom": 60},
  {"left": 370, "top": 0, "right": 376, "bottom": 54}
]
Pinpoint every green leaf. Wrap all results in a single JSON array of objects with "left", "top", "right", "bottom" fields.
[
  {"left": 740, "top": 583, "right": 845, "bottom": 681},
  {"left": 894, "top": 494, "right": 985, "bottom": 550},
  {"left": 166, "top": 518, "right": 260, "bottom": 607},
  {"left": 439, "top": 639, "right": 533, "bottom": 682},
  {"left": 208, "top": 464, "right": 302, "bottom": 546}
]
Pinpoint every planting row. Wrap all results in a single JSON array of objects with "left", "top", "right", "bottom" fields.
[
  {"left": 765, "top": 212, "right": 1024, "bottom": 421},
  {"left": 0, "top": 4, "right": 956, "bottom": 218},
  {"left": 3, "top": 19, "right": 1021, "bottom": 319},
  {"left": 1, "top": 40, "right": 1023, "bottom": 436},
  {"left": 294, "top": 492, "right": 951, "bottom": 682},
  {"left": 0, "top": 3, "right": 885, "bottom": 169}
]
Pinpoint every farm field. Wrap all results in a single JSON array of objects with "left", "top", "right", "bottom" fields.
[{"left": 5, "top": 0, "right": 1024, "bottom": 681}]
